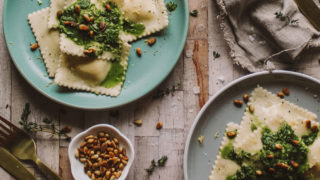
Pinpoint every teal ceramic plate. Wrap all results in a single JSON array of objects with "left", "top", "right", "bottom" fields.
[
  {"left": 184, "top": 70, "right": 320, "bottom": 180},
  {"left": 3, "top": 0, "right": 188, "bottom": 110}
]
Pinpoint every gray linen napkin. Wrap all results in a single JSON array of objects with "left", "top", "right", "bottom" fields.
[{"left": 216, "top": 0, "right": 320, "bottom": 72}]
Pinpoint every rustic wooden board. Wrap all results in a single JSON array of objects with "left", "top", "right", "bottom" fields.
[{"left": 1, "top": 0, "right": 318, "bottom": 179}]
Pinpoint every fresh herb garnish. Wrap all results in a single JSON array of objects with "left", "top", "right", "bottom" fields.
[
  {"left": 213, "top": 51, "right": 220, "bottom": 59},
  {"left": 123, "top": 19, "right": 145, "bottom": 37},
  {"left": 19, "top": 103, "right": 71, "bottom": 140},
  {"left": 157, "top": 156, "right": 168, "bottom": 166},
  {"left": 275, "top": 11, "right": 289, "bottom": 22},
  {"left": 275, "top": 11, "right": 299, "bottom": 25},
  {"left": 145, "top": 160, "right": 156, "bottom": 175},
  {"left": 145, "top": 156, "right": 168, "bottom": 175},
  {"left": 302, "top": 126, "right": 319, "bottom": 146},
  {"left": 290, "top": 19, "right": 299, "bottom": 25},
  {"left": 153, "top": 83, "right": 181, "bottom": 99},
  {"left": 190, "top": 9, "right": 198, "bottom": 17},
  {"left": 166, "top": 2, "right": 178, "bottom": 12},
  {"left": 59, "top": 0, "right": 125, "bottom": 58},
  {"left": 224, "top": 123, "right": 310, "bottom": 179}
]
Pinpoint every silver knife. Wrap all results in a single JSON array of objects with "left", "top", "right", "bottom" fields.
[{"left": 0, "top": 147, "right": 36, "bottom": 180}]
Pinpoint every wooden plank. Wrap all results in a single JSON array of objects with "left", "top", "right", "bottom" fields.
[
  {"left": 192, "top": 40, "right": 209, "bottom": 107},
  {"left": 188, "top": 0, "right": 208, "bottom": 40},
  {"left": 59, "top": 147, "right": 74, "bottom": 180},
  {"left": 158, "top": 129, "right": 184, "bottom": 179},
  {"left": 133, "top": 136, "right": 160, "bottom": 180},
  {"left": 183, "top": 41, "right": 201, "bottom": 139},
  {"left": 207, "top": 0, "right": 243, "bottom": 95},
  {"left": 59, "top": 108, "right": 85, "bottom": 147}
]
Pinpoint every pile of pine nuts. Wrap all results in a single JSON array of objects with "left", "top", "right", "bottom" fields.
[{"left": 75, "top": 132, "right": 128, "bottom": 180}]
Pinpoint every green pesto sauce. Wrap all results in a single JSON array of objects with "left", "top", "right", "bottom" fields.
[
  {"left": 223, "top": 123, "right": 310, "bottom": 180},
  {"left": 59, "top": 0, "right": 145, "bottom": 58},
  {"left": 59, "top": 0, "right": 122, "bottom": 58},
  {"left": 123, "top": 19, "right": 145, "bottom": 37},
  {"left": 251, "top": 124, "right": 258, "bottom": 132},
  {"left": 302, "top": 127, "right": 319, "bottom": 146},
  {"left": 100, "top": 62, "right": 124, "bottom": 88}
]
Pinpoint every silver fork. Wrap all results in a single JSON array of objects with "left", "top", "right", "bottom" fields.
[{"left": 0, "top": 116, "right": 62, "bottom": 180}]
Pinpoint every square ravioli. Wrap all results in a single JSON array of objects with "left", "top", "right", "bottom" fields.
[
  {"left": 54, "top": 43, "right": 131, "bottom": 96},
  {"left": 48, "top": 0, "right": 65, "bottom": 29},
  {"left": 117, "top": 0, "right": 169, "bottom": 42},
  {"left": 58, "top": 0, "right": 124, "bottom": 60},
  {"left": 28, "top": 8, "right": 61, "bottom": 77},
  {"left": 56, "top": 0, "right": 168, "bottom": 59}
]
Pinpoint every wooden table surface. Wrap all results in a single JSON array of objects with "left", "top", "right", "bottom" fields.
[{"left": 1, "top": 0, "right": 320, "bottom": 179}]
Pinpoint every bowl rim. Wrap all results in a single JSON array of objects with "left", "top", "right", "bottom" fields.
[
  {"left": 68, "top": 124, "right": 135, "bottom": 180},
  {"left": 183, "top": 70, "right": 320, "bottom": 180}
]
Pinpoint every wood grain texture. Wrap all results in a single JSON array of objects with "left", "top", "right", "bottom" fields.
[
  {"left": 0, "top": 0, "right": 12, "bottom": 179},
  {"left": 188, "top": 0, "right": 208, "bottom": 39},
  {"left": 192, "top": 40, "right": 209, "bottom": 107},
  {"left": 5, "top": 0, "right": 316, "bottom": 180}
]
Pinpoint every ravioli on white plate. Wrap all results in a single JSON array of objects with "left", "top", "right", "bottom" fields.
[{"left": 210, "top": 86, "right": 320, "bottom": 180}]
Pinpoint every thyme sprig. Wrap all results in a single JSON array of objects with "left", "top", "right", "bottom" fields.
[
  {"left": 19, "top": 103, "right": 71, "bottom": 140},
  {"left": 145, "top": 156, "right": 168, "bottom": 175},
  {"left": 274, "top": 11, "right": 299, "bottom": 25},
  {"left": 153, "top": 83, "right": 181, "bottom": 99}
]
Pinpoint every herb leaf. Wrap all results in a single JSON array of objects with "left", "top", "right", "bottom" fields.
[
  {"left": 153, "top": 83, "right": 181, "bottom": 99},
  {"left": 166, "top": 2, "right": 178, "bottom": 12},
  {"left": 145, "top": 156, "right": 169, "bottom": 175},
  {"left": 19, "top": 103, "right": 71, "bottom": 140},
  {"left": 190, "top": 9, "right": 198, "bottom": 17},
  {"left": 157, "top": 156, "right": 168, "bottom": 167},
  {"left": 213, "top": 51, "right": 220, "bottom": 59}
]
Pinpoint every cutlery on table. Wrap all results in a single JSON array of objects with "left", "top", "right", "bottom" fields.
[
  {"left": 0, "top": 146, "right": 36, "bottom": 180},
  {"left": 0, "top": 116, "right": 62, "bottom": 180}
]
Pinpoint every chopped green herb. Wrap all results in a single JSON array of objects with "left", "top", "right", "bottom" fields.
[
  {"left": 275, "top": 11, "right": 288, "bottom": 21},
  {"left": 250, "top": 124, "right": 257, "bottom": 132},
  {"left": 302, "top": 126, "right": 319, "bottom": 146},
  {"left": 223, "top": 123, "right": 310, "bottom": 179},
  {"left": 213, "top": 51, "right": 220, "bottom": 59},
  {"left": 19, "top": 103, "right": 71, "bottom": 140},
  {"left": 123, "top": 19, "right": 145, "bottom": 37},
  {"left": 145, "top": 156, "right": 169, "bottom": 175},
  {"left": 145, "top": 160, "right": 156, "bottom": 175},
  {"left": 274, "top": 11, "right": 299, "bottom": 26},
  {"left": 290, "top": 19, "right": 299, "bottom": 25},
  {"left": 166, "top": 2, "right": 178, "bottom": 12},
  {"left": 153, "top": 83, "right": 181, "bottom": 99},
  {"left": 157, "top": 156, "right": 168, "bottom": 166},
  {"left": 59, "top": 0, "right": 123, "bottom": 58},
  {"left": 190, "top": 9, "right": 198, "bottom": 17}
]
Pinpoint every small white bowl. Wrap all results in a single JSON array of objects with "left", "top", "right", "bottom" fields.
[{"left": 68, "top": 124, "right": 134, "bottom": 180}]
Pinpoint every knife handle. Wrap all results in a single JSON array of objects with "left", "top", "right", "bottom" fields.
[{"left": 34, "top": 158, "right": 62, "bottom": 180}]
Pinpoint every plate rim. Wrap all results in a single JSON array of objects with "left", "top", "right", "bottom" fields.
[
  {"left": 183, "top": 70, "right": 320, "bottom": 180},
  {"left": 2, "top": 0, "right": 190, "bottom": 110}
]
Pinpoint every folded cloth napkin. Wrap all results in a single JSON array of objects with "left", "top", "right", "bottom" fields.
[{"left": 216, "top": 0, "right": 320, "bottom": 72}]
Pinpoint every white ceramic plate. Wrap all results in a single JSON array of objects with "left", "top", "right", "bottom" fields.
[{"left": 184, "top": 70, "right": 320, "bottom": 180}]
